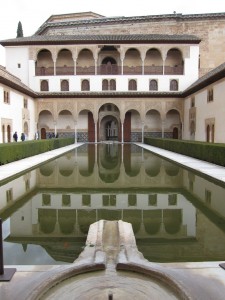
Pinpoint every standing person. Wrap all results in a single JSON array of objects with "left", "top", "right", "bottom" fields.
[
  {"left": 21, "top": 133, "right": 25, "bottom": 141},
  {"left": 13, "top": 131, "right": 18, "bottom": 142}
]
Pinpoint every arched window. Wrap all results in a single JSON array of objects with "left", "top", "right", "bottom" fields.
[
  {"left": 170, "top": 79, "right": 178, "bottom": 91},
  {"left": 149, "top": 80, "right": 158, "bottom": 91},
  {"left": 40, "top": 80, "right": 49, "bottom": 91},
  {"left": 81, "top": 79, "right": 90, "bottom": 91},
  {"left": 128, "top": 79, "right": 137, "bottom": 91},
  {"left": 61, "top": 80, "right": 69, "bottom": 91},
  {"left": 110, "top": 79, "right": 116, "bottom": 91},
  {"left": 102, "top": 79, "right": 108, "bottom": 91}
]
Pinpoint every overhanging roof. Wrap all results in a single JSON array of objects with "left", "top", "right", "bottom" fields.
[{"left": 0, "top": 34, "right": 200, "bottom": 46}]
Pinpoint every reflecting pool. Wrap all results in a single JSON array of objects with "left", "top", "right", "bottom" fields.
[{"left": 1, "top": 143, "right": 225, "bottom": 265}]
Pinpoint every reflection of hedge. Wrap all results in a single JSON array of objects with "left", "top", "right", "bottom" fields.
[
  {"left": 0, "top": 138, "right": 74, "bottom": 165},
  {"left": 144, "top": 137, "right": 225, "bottom": 167}
]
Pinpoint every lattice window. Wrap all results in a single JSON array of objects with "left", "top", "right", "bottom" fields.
[
  {"left": 40, "top": 80, "right": 49, "bottom": 91},
  {"left": 110, "top": 79, "right": 116, "bottom": 90},
  {"left": 102, "top": 79, "right": 108, "bottom": 90},
  {"left": 61, "top": 80, "right": 69, "bottom": 91},
  {"left": 170, "top": 79, "right": 178, "bottom": 91},
  {"left": 149, "top": 79, "right": 158, "bottom": 91},
  {"left": 128, "top": 79, "right": 137, "bottom": 91},
  {"left": 81, "top": 79, "right": 90, "bottom": 91}
]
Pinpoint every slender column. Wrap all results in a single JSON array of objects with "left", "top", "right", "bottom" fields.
[
  {"left": 141, "top": 122, "right": 144, "bottom": 143},
  {"left": 74, "top": 122, "right": 77, "bottom": 143},
  {"left": 54, "top": 122, "right": 57, "bottom": 137},
  {"left": 121, "top": 59, "right": 124, "bottom": 75},
  {"left": 74, "top": 59, "right": 77, "bottom": 75},
  {"left": 95, "top": 122, "right": 97, "bottom": 143},
  {"left": 162, "top": 120, "right": 165, "bottom": 138},
  {"left": 121, "top": 143, "right": 124, "bottom": 162},
  {"left": 53, "top": 60, "right": 56, "bottom": 76},
  {"left": 121, "top": 122, "right": 124, "bottom": 143},
  {"left": 95, "top": 59, "right": 97, "bottom": 75}
]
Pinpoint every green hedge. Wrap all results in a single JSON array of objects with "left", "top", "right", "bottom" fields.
[
  {"left": 0, "top": 138, "right": 74, "bottom": 165},
  {"left": 144, "top": 137, "right": 225, "bottom": 167}
]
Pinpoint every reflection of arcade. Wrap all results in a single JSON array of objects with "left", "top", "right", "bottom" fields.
[
  {"left": 99, "top": 143, "right": 121, "bottom": 183},
  {"left": 38, "top": 144, "right": 181, "bottom": 187},
  {"left": 38, "top": 207, "right": 183, "bottom": 236}
]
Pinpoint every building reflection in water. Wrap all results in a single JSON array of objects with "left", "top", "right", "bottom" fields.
[{"left": 1, "top": 143, "right": 225, "bottom": 264}]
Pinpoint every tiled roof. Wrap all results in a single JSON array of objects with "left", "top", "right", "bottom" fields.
[
  {"left": 183, "top": 62, "right": 225, "bottom": 96},
  {"left": 0, "top": 65, "right": 37, "bottom": 97},
  {"left": 0, "top": 34, "right": 200, "bottom": 46},
  {"left": 35, "top": 12, "right": 225, "bottom": 35},
  {"left": 37, "top": 91, "right": 183, "bottom": 98}
]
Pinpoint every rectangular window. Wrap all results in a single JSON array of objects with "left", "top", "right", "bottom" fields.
[
  {"left": 128, "top": 194, "right": 137, "bottom": 206},
  {"left": 6, "top": 188, "right": 13, "bottom": 203},
  {"left": 102, "top": 195, "right": 116, "bottom": 206},
  {"left": 25, "top": 179, "right": 30, "bottom": 191},
  {"left": 62, "top": 194, "right": 71, "bottom": 206},
  {"left": 103, "top": 195, "right": 110, "bottom": 206},
  {"left": 148, "top": 194, "right": 157, "bottom": 206},
  {"left": 205, "top": 189, "right": 211, "bottom": 205},
  {"left": 207, "top": 89, "right": 213, "bottom": 102},
  {"left": 24, "top": 98, "right": 28, "bottom": 108},
  {"left": 168, "top": 194, "right": 177, "bottom": 205},
  {"left": 4, "top": 90, "right": 10, "bottom": 104},
  {"left": 82, "top": 194, "right": 91, "bottom": 206},
  {"left": 42, "top": 194, "right": 51, "bottom": 206}
]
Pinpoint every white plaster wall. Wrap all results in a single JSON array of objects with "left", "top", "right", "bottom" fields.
[
  {"left": 183, "top": 96, "right": 191, "bottom": 139},
  {"left": 27, "top": 97, "right": 37, "bottom": 140},
  {"left": 5, "top": 47, "right": 29, "bottom": 85},
  {"left": 183, "top": 45, "right": 199, "bottom": 87},
  {"left": 32, "top": 74, "right": 198, "bottom": 92},
  {"left": 183, "top": 79, "right": 225, "bottom": 143},
  {"left": 0, "top": 83, "right": 37, "bottom": 142}
]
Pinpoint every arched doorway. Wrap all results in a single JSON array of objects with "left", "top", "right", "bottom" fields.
[
  {"left": 98, "top": 103, "right": 120, "bottom": 142},
  {"left": 101, "top": 116, "right": 119, "bottom": 141},
  {"left": 173, "top": 127, "right": 178, "bottom": 139},
  {"left": 7, "top": 125, "right": 11, "bottom": 142},
  {"left": 41, "top": 128, "right": 46, "bottom": 139},
  {"left": 2, "top": 125, "right": 5, "bottom": 143}
]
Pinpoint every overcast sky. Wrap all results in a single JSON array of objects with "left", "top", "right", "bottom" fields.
[{"left": 0, "top": 0, "right": 225, "bottom": 65}]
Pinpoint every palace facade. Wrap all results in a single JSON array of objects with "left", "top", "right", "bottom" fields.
[{"left": 1, "top": 11, "right": 225, "bottom": 143}]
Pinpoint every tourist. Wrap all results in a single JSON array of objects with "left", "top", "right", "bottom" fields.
[
  {"left": 21, "top": 133, "right": 25, "bottom": 141},
  {"left": 13, "top": 131, "right": 18, "bottom": 142}
]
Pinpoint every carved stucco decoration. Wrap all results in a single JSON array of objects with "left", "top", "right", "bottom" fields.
[
  {"left": 165, "top": 101, "right": 183, "bottom": 116},
  {"left": 145, "top": 101, "right": 162, "bottom": 114},
  {"left": 77, "top": 100, "right": 95, "bottom": 115},
  {"left": 37, "top": 101, "right": 55, "bottom": 116},
  {"left": 57, "top": 100, "right": 74, "bottom": 115}
]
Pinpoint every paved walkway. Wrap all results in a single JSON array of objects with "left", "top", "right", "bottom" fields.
[
  {"left": 0, "top": 142, "right": 225, "bottom": 299},
  {"left": 136, "top": 143, "right": 225, "bottom": 184},
  {"left": 0, "top": 143, "right": 83, "bottom": 184}
]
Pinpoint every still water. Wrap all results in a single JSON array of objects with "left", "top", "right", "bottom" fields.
[{"left": 1, "top": 143, "right": 225, "bottom": 265}]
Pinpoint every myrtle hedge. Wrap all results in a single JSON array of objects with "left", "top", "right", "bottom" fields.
[
  {"left": 144, "top": 137, "right": 225, "bottom": 167},
  {"left": 0, "top": 138, "right": 74, "bottom": 165}
]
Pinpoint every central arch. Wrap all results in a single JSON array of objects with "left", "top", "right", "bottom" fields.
[
  {"left": 98, "top": 103, "right": 121, "bottom": 142},
  {"left": 101, "top": 115, "right": 119, "bottom": 141}
]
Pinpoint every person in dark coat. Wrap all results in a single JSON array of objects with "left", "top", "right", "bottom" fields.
[
  {"left": 13, "top": 131, "right": 18, "bottom": 142},
  {"left": 21, "top": 133, "right": 25, "bottom": 141}
]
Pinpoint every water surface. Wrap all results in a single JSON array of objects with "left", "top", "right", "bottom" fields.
[{"left": 1, "top": 143, "right": 225, "bottom": 264}]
